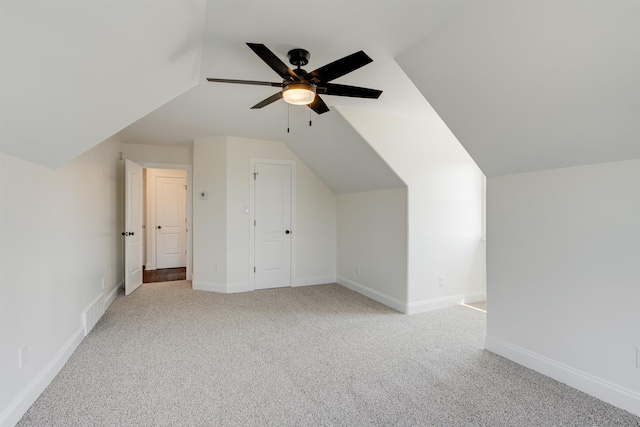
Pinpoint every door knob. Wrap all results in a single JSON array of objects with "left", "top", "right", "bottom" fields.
[
  {"left": 285, "top": 230, "right": 290, "bottom": 234},
  {"left": 130, "top": 231, "right": 135, "bottom": 236},
  {"left": 122, "top": 232, "right": 128, "bottom": 236},
  {"left": 157, "top": 225, "right": 162, "bottom": 229}
]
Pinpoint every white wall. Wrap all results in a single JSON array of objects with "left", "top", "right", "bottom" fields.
[
  {"left": 486, "top": 158, "right": 640, "bottom": 416},
  {"left": 338, "top": 107, "right": 486, "bottom": 312},
  {"left": 192, "top": 137, "right": 227, "bottom": 289},
  {"left": 337, "top": 188, "right": 408, "bottom": 311},
  {"left": 0, "top": 135, "right": 124, "bottom": 426},
  {"left": 123, "top": 143, "right": 193, "bottom": 165},
  {"left": 193, "top": 136, "right": 336, "bottom": 292}
]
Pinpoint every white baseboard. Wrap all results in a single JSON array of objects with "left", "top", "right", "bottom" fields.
[
  {"left": 193, "top": 281, "right": 252, "bottom": 293},
  {"left": 486, "top": 335, "right": 640, "bottom": 417},
  {"left": 337, "top": 276, "right": 407, "bottom": 313},
  {"left": 407, "top": 290, "right": 486, "bottom": 315},
  {"left": 227, "top": 282, "right": 252, "bottom": 293},
  {"left": 104, "top": 281, "right": 122, "bottom": 310},
  {"left": 0, "top": 327, "right": 84, "bottom": 427},
  {"left": 293, "top": 275, "right": 336, "bottom": 287},
  {"left": 193, "top": 281, "right": 227, "bottom": 293}
]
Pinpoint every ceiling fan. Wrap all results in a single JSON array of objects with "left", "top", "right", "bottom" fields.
[{"left": 207, "top": 43, "right": 382, "bottom": 115}]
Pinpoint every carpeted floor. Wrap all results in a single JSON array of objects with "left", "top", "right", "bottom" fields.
[
  {"left": 464, "top": 301, "right": 487, "bottom": 312},
  {"left": 17, "top": 282, "right": 640, "bottom": 426}
]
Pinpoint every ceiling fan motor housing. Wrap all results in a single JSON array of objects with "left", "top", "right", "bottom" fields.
[{"left": 288, "top": 48, "right": 310, "bottom": 68}]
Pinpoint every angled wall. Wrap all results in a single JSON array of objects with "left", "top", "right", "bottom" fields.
[
  {"left": 396, "top": 1, "right": 640, "bottom": 177},
  {"left": 338, "top": 107, "right": 486, "bottom": 313},
  {"left": 0, "top": 0, "right": 206, "bottom": 169}
]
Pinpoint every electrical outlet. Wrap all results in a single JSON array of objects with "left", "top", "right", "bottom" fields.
[
  {"left": 439, "top": 276, "right": 446, "bottom": 287},
  {"left": 19, "top": 345, "right": 28, "bottom": 369}
]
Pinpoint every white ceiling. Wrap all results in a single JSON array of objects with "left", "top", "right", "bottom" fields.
[
  {"left": 3, "top": 0, "right": 637, "bottom": 185},
  {"left": 397, "top": 1, "right": 640, "bottom": 177},
  {"left": 0, "top": 0, "right": 206, "bottom": 169},
  {"left": 117, "top": 0, "right": 471, "bottom": 193}
]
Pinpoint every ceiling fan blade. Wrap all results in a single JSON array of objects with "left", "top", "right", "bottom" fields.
[
  {"left": 319, "top": 83, "right": 382, "bottom": 99},
  {"left": 305, "top": 51, "right": 373, "bottom": 84},
  {"left": 206, "top": 78, "right": 282, "bottom": 87},
  {"left": 246, "top": 43, "right": 300, "bottom": 81},
  {"left": 251, "top": 92, "right": 283, "bottom": 109},
  {"left": 308, "top": 95, "right": 330, "bottom": 115}
]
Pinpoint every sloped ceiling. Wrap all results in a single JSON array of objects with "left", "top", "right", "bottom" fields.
[
  {"left": 11, "top": 1, "right": 631, "bottom": 186},
  {"left": 397, "top": 1, "right": 640, "bottom": 177},
  {"left": 118, "top": 0, "right": 471, "bottom": 194},
  {"left": 0, "top": 0, "right": 206, "bottom": 169}
]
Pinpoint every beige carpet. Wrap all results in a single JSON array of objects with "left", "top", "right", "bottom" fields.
[
  {"left": 17, "top": 282, "right": 640, "bottom": 426},
  {"left": 465, "top": 301, "right": 487, "bottom": 312}
]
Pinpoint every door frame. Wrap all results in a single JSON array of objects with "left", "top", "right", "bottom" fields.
[
  {"left": 145, "top": 169, "right": 188, "bottom": 270},
  {"left": 139, "top": 162, "right": 193, "bottom": 281},
  {"left": 249, "top": 158, "right": 296, "bottom": 290}
]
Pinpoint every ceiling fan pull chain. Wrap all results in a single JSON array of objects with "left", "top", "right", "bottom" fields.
[
  {"left": 287, "top": 104, "right": 290, "bottom": 133},
  {"left": 309, "top": 108, "right": 312, "bottom": 127}
]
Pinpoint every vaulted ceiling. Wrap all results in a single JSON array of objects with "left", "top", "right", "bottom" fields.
[
  {"left": 1, "top": 0, "right": 207, "bottom": 169},
  {"left": 2, "top": 1, "right": 638, "bottom": 187},
  {"left": 398, "top": 1, "right": 640, "bottom": 177}
]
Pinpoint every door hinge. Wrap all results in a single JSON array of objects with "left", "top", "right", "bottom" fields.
[
  {"left": 254, "top": 220, "right": 256, "bottom": 226},
  {"left": 254, "top": 266, "right": 256, "bottom": 273},
  {"left": 253, "top": 172, "right": 258, "bottom": 180},
  {"left": 184, "top": 185, "right": 187, "bottom": 190}
]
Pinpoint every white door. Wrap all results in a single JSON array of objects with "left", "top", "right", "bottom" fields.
[
  {"left": 125, "top": 159, "right": 144, "bottom": 295},
  {"left": 156, "top": 176, "right": 187, "bottom": 269},
  {"left": 254, "top": 163, "right": 292, "bottom": 290}
]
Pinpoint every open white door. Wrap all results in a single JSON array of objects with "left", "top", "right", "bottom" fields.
[
  {"left": 254, "top": 163, "right": 292, "bottom": 290},
  {"left": 124, "top": 159, "right": 143, "bottom": 295}
]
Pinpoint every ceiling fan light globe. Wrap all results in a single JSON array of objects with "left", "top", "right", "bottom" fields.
[{"left": 282, "top": 83, "right": 316, "bottom": 105}]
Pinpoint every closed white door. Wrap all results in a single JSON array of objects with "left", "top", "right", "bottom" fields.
[
  {"left": 156, "top": 176, "right": 187, "bottom": 269},
  {"left": 254, "top": 163, "right": 292, "bottom": 289},
  {"left": 125, "top": 159, "right": 143, "bottom": 295}
]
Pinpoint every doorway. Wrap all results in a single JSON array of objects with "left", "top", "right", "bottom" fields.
[
  {"left": 143, "top": 168, "right": 188, "bottom": 283},
  {"left": 124, "top": 161, "right": 192, "bottom": 293}
]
